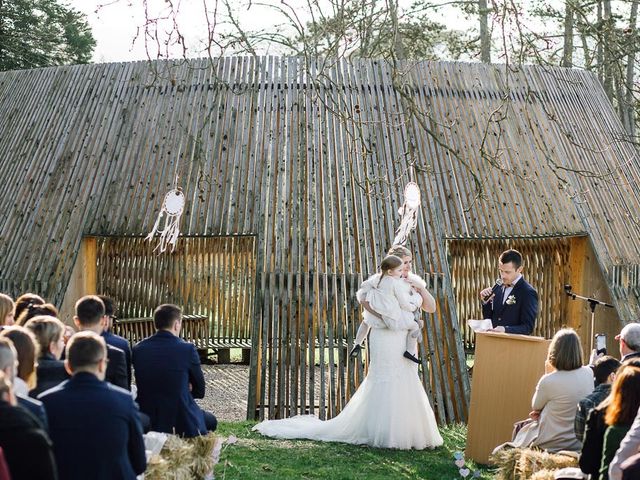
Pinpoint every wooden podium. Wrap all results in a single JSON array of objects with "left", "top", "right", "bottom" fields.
[{"left": 466, "top": 332, "right": 551, "bottom": 464}]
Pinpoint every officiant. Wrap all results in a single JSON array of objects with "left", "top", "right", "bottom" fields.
[{"left": 478, "top": 249, "right": 539, "bottom": 335}]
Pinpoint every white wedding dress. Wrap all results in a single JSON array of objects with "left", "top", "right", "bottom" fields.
[{"left": 253, "top": 327, "right": 443, "bottom": 449}]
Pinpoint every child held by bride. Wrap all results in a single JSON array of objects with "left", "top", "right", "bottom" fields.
[{"left": 350, "top": 254, "right": 423, "bottom": 363}]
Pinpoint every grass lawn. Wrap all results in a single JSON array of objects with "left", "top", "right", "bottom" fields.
[{"left": 214, "top": 421, "right": 496, "bottom": 479}]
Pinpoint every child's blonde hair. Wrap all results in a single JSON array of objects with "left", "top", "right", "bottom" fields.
[{"left": 378, "top": 255, "right": 404, "bottom": 286}]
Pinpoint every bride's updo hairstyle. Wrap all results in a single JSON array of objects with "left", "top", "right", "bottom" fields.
[
  {"left": 387, "top": 245, "right": 411, "bottom": 258},
  {"left": 377, "top": 255, "right": 403, "bottom": 287}
]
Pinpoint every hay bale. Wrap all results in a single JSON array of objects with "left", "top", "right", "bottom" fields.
[
  {"left": 529, "top": 469, "right": 557, "bottom": 480},
  {"left": 490, "top": 447, "right": 578, "bottom": 480},
  {"left": 144, "top": 432, "right": 218, "bottom": 480}
]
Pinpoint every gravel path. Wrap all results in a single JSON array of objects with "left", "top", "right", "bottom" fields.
[{"left": 195, "top": 364, "right": 250, "bottom": 422}]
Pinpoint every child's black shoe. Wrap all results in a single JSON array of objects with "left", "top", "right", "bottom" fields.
[{"left": 403, "top": 351, "right": 420, "bottom": 364}]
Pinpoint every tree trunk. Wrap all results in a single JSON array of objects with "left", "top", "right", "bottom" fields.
[
  {"left": 579, "top": 27, "right": 592, "bottom": 70},
  {"left": 602, "top": 0, "right": 614, "bottom": 101},
  {"left": 479, "top": 0, "right": 491, "bottom": 63},
  {"left": 597, "top": 0, "right": 604, "bottom": 84},
  {"left": 0, "top": 0, "right": 4, "bottom": 69},
  {"left": 624, "top": 0, "right": 638, "bottom": 136},
  {"left": 389, "top": 0, "right": 405, "bottom": 59},
  {"left": 562, "top": 0, "right": 574, "bottom": 67}
]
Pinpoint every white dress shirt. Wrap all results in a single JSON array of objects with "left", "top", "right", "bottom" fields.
[{"left": 502, "top": 274, "right": 522, "bottom": 304}]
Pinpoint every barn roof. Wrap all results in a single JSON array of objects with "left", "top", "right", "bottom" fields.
[{"left": 0, "top": 57, "right": 638, "bottom": 317}]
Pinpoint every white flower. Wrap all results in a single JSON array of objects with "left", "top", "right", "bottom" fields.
[{"left": 506, "top": 295, "right": 516, "bottom": 305}]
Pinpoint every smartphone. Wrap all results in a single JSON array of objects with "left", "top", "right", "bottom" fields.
[{"left": 595, "top": 334, "right": 607, "bottom": 355}]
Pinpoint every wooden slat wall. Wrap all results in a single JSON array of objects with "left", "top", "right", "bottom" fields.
[
  {"left": 95, "top": 236, "right": 256, "bottom": 343},
  {"left": 1, "top": 57, "right": 639, "bottom": 423}
]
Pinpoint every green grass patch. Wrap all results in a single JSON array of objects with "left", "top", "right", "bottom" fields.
[{"left": 214, "top": 421, "right": 495, "bottom": 479}]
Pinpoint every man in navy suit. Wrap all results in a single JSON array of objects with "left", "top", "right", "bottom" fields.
[
  {"left": 480, "top": 249, "right": 539, "bottom": 335},
  {"left": 98, "top": 295, "right": 132, "bottom": 386},
  {"left": 39, "top": 331, "right": 146, "bottom": 480},
  {"left": 74, "top": 295, "right": 129, "bottom": 390},
  {"left": 133, "top": 304, "right": 217, "bottom": 437}
]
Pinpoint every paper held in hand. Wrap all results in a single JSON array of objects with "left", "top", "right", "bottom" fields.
[{"left": 467, "top": 319, "right": 493, "bottom": 333}]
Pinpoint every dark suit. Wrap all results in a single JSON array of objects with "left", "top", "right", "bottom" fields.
[
  {"left": 0, "top": 400, "right": 57, "bottom": 480},
  {"left": 622, "top": 351, "right": 640, "bottom": 363},
  {"left": 482, "top": 277, "right": 538, "bottom": 335},
  {"left": 39, "top": 372, "right": 146, "bottom": 480},
  {"left": 30, "top": 353, "right": 69, "bottom": 397},
  {"left": 17, "top": 395, "right": 49, "bottom": 431},
  {"left": 103, "top": 331, "right": 132, "bottom": 387},
  {"left": 106, "top": 344, "right": 129, "bottom": 390},
  {"left": 133, "top": 330, "right": 215, "bottom": 437}
]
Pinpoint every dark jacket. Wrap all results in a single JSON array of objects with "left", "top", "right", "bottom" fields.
[
  {"left": 133, "top": 330, "right": 206, "bottom": 437},
  {"left": 30, "top": 353, "right": 69, "bottom": 397},
  {"left": 103, "top": 331, "right": 132, "bottom": 387},
  {"left": 580, "top": 405, "right": 608, "bottom": 475},
  {"left": 575, "top": 383, "right": 611, "bottom": 442},
  {"left": 105, "top": 344, "right": 129, "bottom": 390},
  {"left": 17, "top": 394, "right": 49, "bottom": 431},
  {"left": 0, "top": 400, "right": 57, "bottom": 480},
  {"left": 482, "top": 277, "right": 539, "bottom": 335},
  {"left": 39, "top": 372, "right": 146, "bottom": 480},
  {"left": 601, "top": 424, "right": 632, "bottom": 480}
]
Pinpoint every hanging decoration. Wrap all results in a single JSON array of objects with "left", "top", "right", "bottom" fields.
[
  {"left": 145, "top": 186, "right": 185, "bottom": 253},
  {"left": 392, "top": 181, "right": 421, "bottom": 246}
]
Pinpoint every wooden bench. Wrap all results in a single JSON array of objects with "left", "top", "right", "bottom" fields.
[{"left": 113, "top": 315, "right": 252, "bottom": 363}]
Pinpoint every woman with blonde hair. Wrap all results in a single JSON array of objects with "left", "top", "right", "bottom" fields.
[
  {"left": 24, "top": 315, "right": 69, "bottom": 396},
  {"left": 495, "top": 328, "right": 594, "bottom": 453},
  {"left": 0, "top": 294, "right": 14, "bottom": 327}
]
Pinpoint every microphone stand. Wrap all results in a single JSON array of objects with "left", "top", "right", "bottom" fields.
[{"left": 564, "top": 285, "right": 615, "bottom": 351}]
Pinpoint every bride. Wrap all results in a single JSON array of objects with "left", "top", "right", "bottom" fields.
[{"left": 253, "top": 245, "right": 443, "bottom": 450}]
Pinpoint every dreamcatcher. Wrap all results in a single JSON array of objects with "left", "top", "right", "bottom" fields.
[
  {"left": 145, "top": 186, "right": 185, "bottom": 253},
  {"left": 392, "top": 182, "right": 421, "bottom": 246}
]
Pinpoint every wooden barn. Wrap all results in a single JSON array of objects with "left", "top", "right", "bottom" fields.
[{"left": 0, "top": 57, "right": 639, "bottom": 424}]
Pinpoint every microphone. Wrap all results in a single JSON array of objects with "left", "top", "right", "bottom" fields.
[
  {"left": 564, "top": 284, "right": 574, "bottom": 298},
  {"left": 482, "top": 278, "right": 503, "bottom": 301}
]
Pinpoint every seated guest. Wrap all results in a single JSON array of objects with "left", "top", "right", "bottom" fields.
[
  {"left": 0, "top": 294, "right": 14, "bottom": 327},
  {"left": 599, "top": 365, "right": 640, "bottom": 479},
  {"left": 582, "top": 399, "right": 613, "bottom": 476},
  {"left": 39, "top": 332, "right": 146, "bottom": 480},
  {"left": 495, "top": 328, "right": 593, "bottom": 454},
  {"left": 609, "top": 409, "right": 640, "bottom": 480},
  {"left": 24, "top": 316, "right": 69, "bottom": 396},
  {"left": 0, "top": 329, "right": 48, "bottom": 429},
  {"left": 0, "top": 328, "right": 38, "bottom": 394},
  {"left": 133, "top": 304, "right": 217, "bottom": 437},
  {"left": 616, "top": 323, "right": 640, "bottom": 363},
  {"left": 73, "top": 295, "right": 128, "bottom": 390},
  {"left": 99, "top": 295, "right": 132, "bottom": 387},
  {"left": 16, "top": 302, "right": 58, "bottom": 327},
  {"left": 608, "top": 360, "right": 640, "bottom": 480},
  {"left": 576, "top": 356, "right": 621, "bottom": 441},
  {"left": 13, "top": 293, "right": 44, "bottom": 324},
  {"left": 0, "top": 370, "right": 57, "bottom": 480}
]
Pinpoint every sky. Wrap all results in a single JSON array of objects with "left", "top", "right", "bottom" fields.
[
  {"left": 68, "top": 0, "right": 470, "bottom": 63},
  {"left": 68, "top": 0, "right": 309, "bottom": 63}
]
